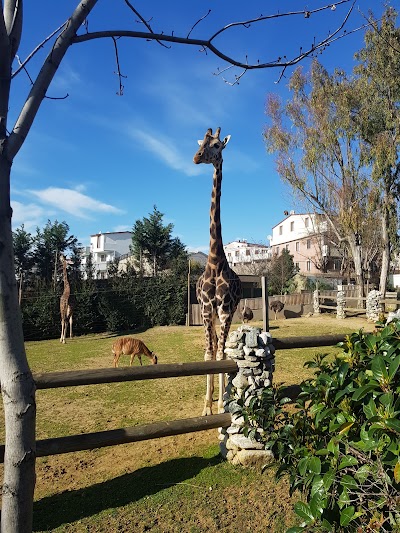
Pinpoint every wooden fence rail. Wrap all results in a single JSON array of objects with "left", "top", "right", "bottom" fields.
[
  {"left": 0, "top": 414, "right": 231, "bottom": 462},
  {"left": 33, "top": 334, "right": 348, "bottom": 390},
  {"left": 0, "top": 333, "right": 349, "bottom": 463}
]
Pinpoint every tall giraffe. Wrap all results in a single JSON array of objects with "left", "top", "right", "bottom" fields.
[
  {"left": 193, "top": 127, "right": 242, "bottom": 416},
  {"left": 59, "top": 253, "right": 74, "bottom": 344}
]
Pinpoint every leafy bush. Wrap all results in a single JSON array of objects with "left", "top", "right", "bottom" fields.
[
  {"left": 22, "top": 291, "right": 59, "bottom": 341},
  {"left": 237, "top": 322, "right": 400, "bottom": 532}
]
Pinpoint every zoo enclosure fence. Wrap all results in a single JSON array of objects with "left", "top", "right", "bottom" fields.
[{"left": 0, "top": 333, "right": 348, "bottom": 462}]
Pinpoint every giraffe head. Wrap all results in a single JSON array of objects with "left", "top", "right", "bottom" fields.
[{"left": 193, "top": 127, "right": 230, "bottom": 165}]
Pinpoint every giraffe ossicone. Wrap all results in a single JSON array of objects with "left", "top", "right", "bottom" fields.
[{"left": 193, "top": 127, "right": 242, "bottom": 416}]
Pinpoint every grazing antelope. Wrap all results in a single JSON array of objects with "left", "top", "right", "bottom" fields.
[{"left": 112, "top": 338, "right": 158, "bottom": 368}]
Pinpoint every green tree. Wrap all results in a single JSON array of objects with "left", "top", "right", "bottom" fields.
[
  {"left": 84, "top": 252, "right": 96, "bottom": 282},
  {"left": 131, "top": 206, "right": 187, "bottom": 276},
  {"left": 12, "top": 225, "right": 35, "bottom": 301},
  {"left": 354, "top": 8, "right": 400, "bottom": 295},
  {"left": 33, "top": 220, "right": 79, "bottom": 285},
  {"left": 264, "top": 61, "right": 378, "bottom": 299},
  {"left": 268, "top": 249, "right": 298, "bottom": 295}
]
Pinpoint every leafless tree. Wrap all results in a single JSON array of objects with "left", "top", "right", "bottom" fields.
[{"left": 0, "top": 1, "right": 360, "bottom": 531}]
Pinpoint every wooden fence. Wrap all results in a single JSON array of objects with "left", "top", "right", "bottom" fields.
[
  {"left": 0, "top": 334, "right": 347, "bottom": 463},
  {"left": 317, "top": 290, "right": 400, "bottom": 314}
]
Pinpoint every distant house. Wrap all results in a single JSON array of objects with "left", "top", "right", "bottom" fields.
[
  {"left": 224, "top": 240, "right": 270, "bottom": 274},
  {"left": 81, "top": 231, "right": 132, "bottom": 279},
  {"left": 270, "top": 212, "right": 341, "bottom": 278}
]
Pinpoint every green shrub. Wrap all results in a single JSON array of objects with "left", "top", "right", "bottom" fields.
[
  {"left": 22, "top": 291, "right": 59, "bottom": 341},
  {"left": 238, "top": 322, "right": 400, "bottom": 532}
]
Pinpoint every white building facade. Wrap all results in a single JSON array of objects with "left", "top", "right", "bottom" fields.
[
  {"left": 224, "top": 240, "right": 270, "bottom": 270},
  {"left": 81, "top": 231, "right": 132, "bottom": 279}
]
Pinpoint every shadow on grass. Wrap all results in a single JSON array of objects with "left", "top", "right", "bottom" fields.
[{"left": 33, "top": 453, "right": 223, "bottom": 531}]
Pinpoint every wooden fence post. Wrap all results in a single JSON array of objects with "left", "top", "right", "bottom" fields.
[{"left": 261, "top": 276, "right": 269, "bottom": 332}]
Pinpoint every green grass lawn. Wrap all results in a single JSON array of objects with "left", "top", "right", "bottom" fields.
[{"left": 1, "top": 314, "right": 374, "bottom": 532}]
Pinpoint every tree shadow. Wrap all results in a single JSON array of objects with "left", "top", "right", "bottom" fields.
[{"left": 33, "top": 453, "right": 223, "bottom": 531}]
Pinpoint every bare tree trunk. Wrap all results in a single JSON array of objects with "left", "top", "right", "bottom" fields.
[
  {"left": 0, "top": 156, "right": 36, "bottom": 533},
  {"left": 348, "top": 234, "right": 364, "bottom": 305},
  {"left": 379, "top": 209, "right": 390, "bottom": 298}
]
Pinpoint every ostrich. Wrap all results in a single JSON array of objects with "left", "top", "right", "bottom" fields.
[
  {"left": 270, "top": 300, "right": 285, "bottom": 320},
  {"left": 241, "top": 299, "right": 254, "bottom": 323}
]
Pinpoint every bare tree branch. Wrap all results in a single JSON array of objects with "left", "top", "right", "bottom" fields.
[
  {"left": 123, "top": 0, "right": 170, "bottom": 48},
  {"left": 7, "top": 0, "right": 99, "bottom": 161},
  {"left": 187, "top": 9, "right": 211, "bottom": 39},
  {"left": 112, "top": 36, "right": 127, "bottom": 96},
  {"left": 72, "top": 0, "right": 362, "bottom": 77},
  {"left": 12, "top": 21, "right": 68, "bottom": 79},
  {"left": 207, "top": 0, "right": 352, "bottom": 43}
]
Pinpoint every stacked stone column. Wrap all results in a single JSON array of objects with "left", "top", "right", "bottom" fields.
[
  {"left": 336, "top": 289, "right": 346, "bottom": 319},
  {"left": 366, "top": 289, "right": 382, "bottom": 322},
  {"left": 219, "top": 325, "right": 274, "bottom": 469},
  {"left": 313, "top": 289, "right": 320, "bottom": 314}
]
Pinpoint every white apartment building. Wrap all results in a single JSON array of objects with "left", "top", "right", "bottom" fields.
[
  {"left": 224, "top": 240, "right": 271, "bottom": 269},
  {"left": 81, "top": 231, "right": 132, "bottom": 279}
]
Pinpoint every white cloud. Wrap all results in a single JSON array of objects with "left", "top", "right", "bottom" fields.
[
  {"left": 27, "top": 187, "right": 123, "bottom": 219},
  {"left": 11, "top": 200, "right": 48, "bottom": 231},
  {"left": 128, "top": 128, "right": 203, "bottom": 177}
]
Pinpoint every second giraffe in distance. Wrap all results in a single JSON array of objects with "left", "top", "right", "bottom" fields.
[
  {"left": 59, "top": 253, "right": 75, "bottom": 344},
  {"left": 193, "top": 127, "right": 242, "bottom": 416}
]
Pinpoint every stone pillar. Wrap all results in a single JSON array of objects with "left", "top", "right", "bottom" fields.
[
  {"left": 313, "top": 289, "right": 320, "bottom": 314},
  {"left": 219, "top": 325, "right": 274, "bottom": 469},
  {"left": 366, "top": 289, "right": 382, "bottom": 322},
  {"left": 336, "top": 289, "right": 346, "bottom": 319}
]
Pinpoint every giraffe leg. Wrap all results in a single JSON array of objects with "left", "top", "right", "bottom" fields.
[
  {"left": 216, "top": 314, "right": 234, "bottom": 414},
  {"left": 69, "top": 313, "right": 73, "bottom": 338},
  {"left": 202, "top": 313, "right": 216, "bottom": 416},
  {"left": 60, "top": 319, "right": 66, "bottom": 344}
]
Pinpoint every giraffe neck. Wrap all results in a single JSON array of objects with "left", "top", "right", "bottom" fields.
[
  {"left": 208, "top": 160, "right": 226, "bottom": 265},
  {"left": 62, "top": 262, "right": 70, "bottom": 296}
]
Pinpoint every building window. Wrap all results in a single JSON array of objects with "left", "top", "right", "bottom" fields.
[
  {"left": 306, "top": 239, "right": 311, "bottom": 249},
  {"left": 96, "top": 235, "right": 101, "bottom": 248},
  {"left": 227, "top": 252, "right": 231, "bottom": 258},
  {"left": 295, "top": 242, "right": 300, "bottom": 252},
  {"left": 235, "top": 251, "right": 239, "bottom": 257},
  {"left": 276, "top": 247, "right": 280, "bottom": 255},
  {"left": 290, "top": 221, "right": 294, "bottom": 231},
  {"left": 295, "top": 262, "right": 300, "bottom": 270},
  {"left": 279, "top": 225, "right": 283, "bottom": 235},
  {"left": 286, "top": 244, "right": 289, "bottom": 251},
  {"left": 100, "top": 254, "right": 106, "bottom": 262},
  {"left": 306, "top": 260, "right": 311, "bottom": 271},
  {"left": 246, "top": 249, "right": 250, "bottom": 256},
  {"left": 305, "top": 217, "right": 309, "bottom": 228},
  {"left": 255, "top": 249, "right": 259, "bottom": 254}
]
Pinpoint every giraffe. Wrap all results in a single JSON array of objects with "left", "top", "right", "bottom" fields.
[
  {"left": 193, "top": 127, "right": 242, "bottom": 416},
  {"left": 59, "top": 253, "right": 75, "bottom": 344}
]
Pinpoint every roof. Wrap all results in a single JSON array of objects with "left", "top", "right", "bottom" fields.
[{"left": 90, "top": 231, "right": 133, "bottom": 237}]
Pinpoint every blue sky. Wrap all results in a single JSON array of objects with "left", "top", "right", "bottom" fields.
[{"left": 10, "top": 0, "right": 387, "bottom": 253}]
